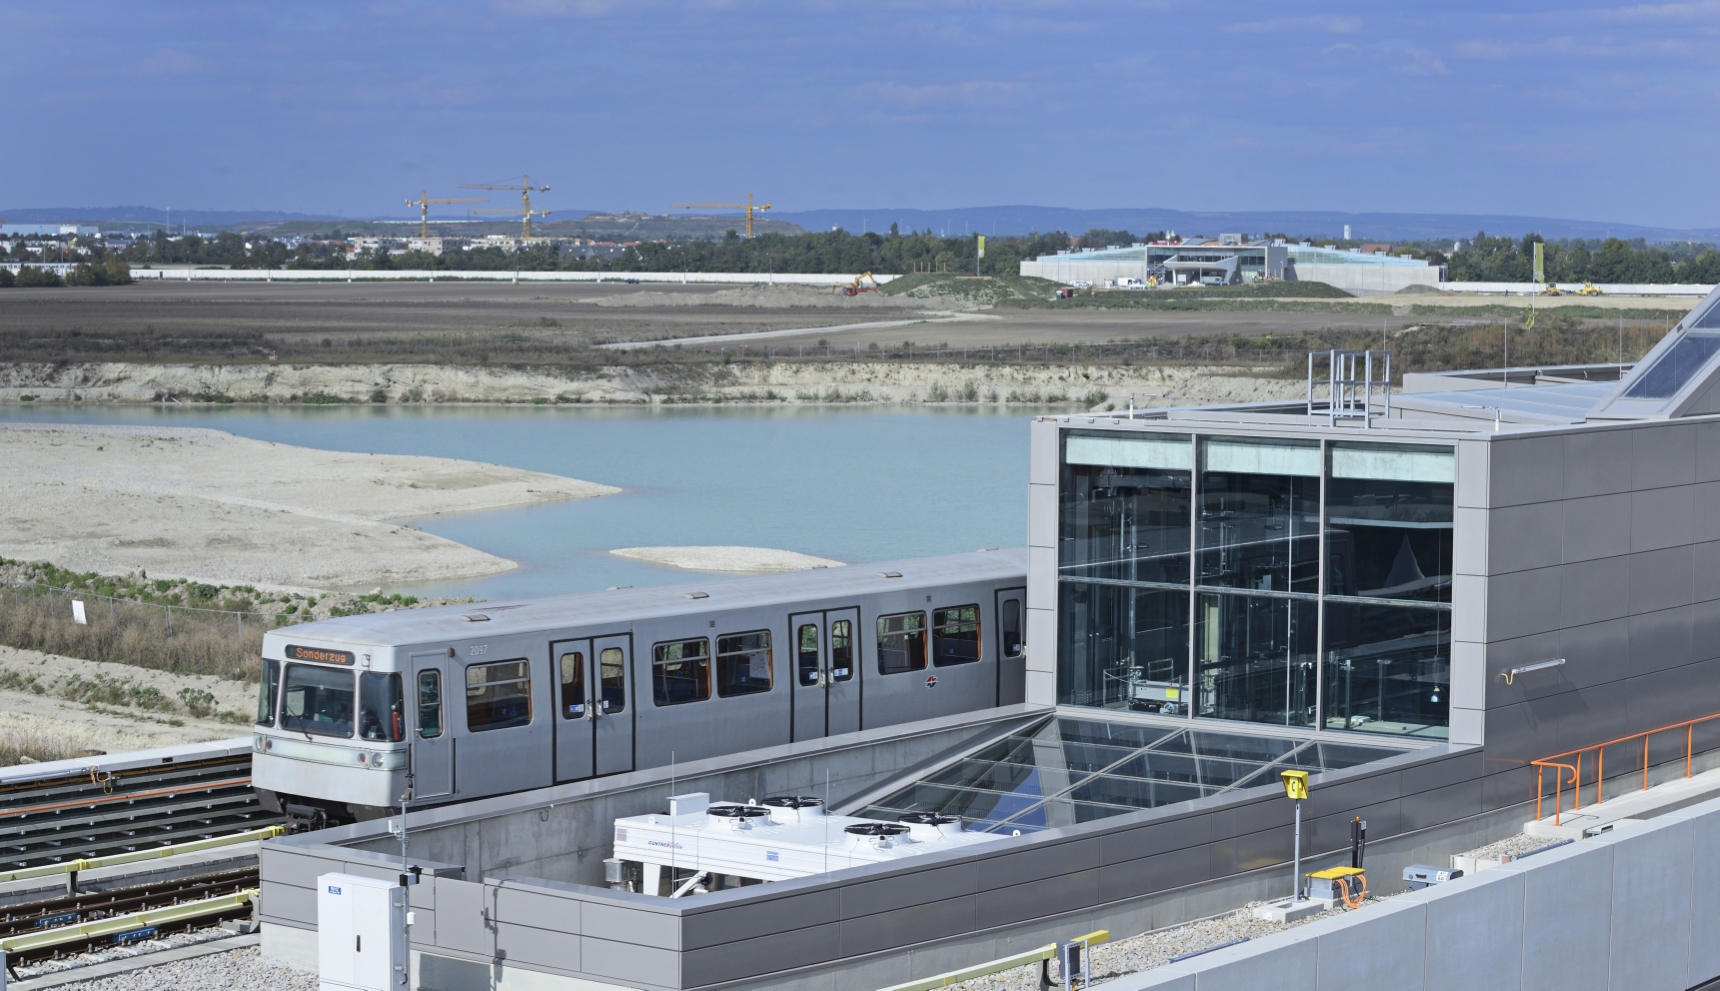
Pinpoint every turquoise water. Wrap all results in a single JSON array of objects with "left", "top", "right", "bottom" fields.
[{"left": 2, "top": 406, "right": 1034, "bottom": 598}]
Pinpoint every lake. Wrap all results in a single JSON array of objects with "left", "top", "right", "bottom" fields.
[{"left": 2, "top": 405, "right": 1036, "bottom": 599}]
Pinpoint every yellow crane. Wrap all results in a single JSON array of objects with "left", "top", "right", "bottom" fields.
[
  {"left": 460, "top": 175, "right": 551, "bottom": 238},
  {"left": 670, "top": 193, "right": 771, "bottom": 238},
  {"left": 404, "top": 190, "right": 486, "bottom": 238}
]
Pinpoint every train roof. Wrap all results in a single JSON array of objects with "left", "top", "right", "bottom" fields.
[{"left": 261, "top": 548, "right": 1028, "bottom": 650}]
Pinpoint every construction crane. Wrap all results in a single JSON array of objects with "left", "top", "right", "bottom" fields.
[
  {"left": 404, "top": 190, "right": 486, "bottom": 239},
  {"left": 460, "top": 175, "right": 551, "bottom": 238},
  {"left": 670, "top": 193, "right": 771, "bottom": 238}
]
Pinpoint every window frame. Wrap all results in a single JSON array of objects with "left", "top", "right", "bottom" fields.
[
  {"left": 830, "top": 619, "right": 855, "bottom": 682},
  {"left": 359, "top": 671, "right": 405, "bottom": 743},
  {"left": 416, "top": 669, "right": 443, "bottom": 739},
  {"left": 559, "top": 650, "right": 587, "bottom": 719},
  {"left": 464, "top": 658, "right": 533, "bottom": 733},
  {"left": 715, "top": 630, "right": 773, "bottom": 698},
  {"left": 876, "top": 611, "right": 928, "bottom": 675},
  {"left": 598, "top": 647, "right": 627, "bottom": 713},
  {"left": 652, "top": 637, "right": 711, "bottom": 706},
  {"left": 256, "top": 658, "right": 281, "bottom": 727},
  {"left": 932, "top": 604, "right": 982, "bottom": 667}
]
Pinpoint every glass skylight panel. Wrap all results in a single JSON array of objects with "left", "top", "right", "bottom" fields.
[{"left": 1622, "top": 330, "right": 1720, "bottom": 399}]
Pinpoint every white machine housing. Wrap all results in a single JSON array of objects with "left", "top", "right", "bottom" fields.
[
  {"left": 317, "top": 872, "right": 408, "bottom": 991},
  {"left": 611, "top": 792, "right": 1009, "bottom": 895}
]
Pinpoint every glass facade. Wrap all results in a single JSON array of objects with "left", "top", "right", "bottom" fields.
[{"left": 1058, "top": 429, "right": 1454, "bottom": 739}]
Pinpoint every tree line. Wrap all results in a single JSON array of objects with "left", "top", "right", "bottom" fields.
[{"left": 1446, "top": 232, "right": 1720, "bottom": 284}]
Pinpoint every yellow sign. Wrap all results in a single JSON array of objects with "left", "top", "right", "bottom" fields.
[
  {"left": 1281, "top": 769, "right": 1310, "bottom": 800},
  {"left": 1533, "top": 241, "right": 1544, "bottom": 283},
  {"left": 977, "top": 235, "right": 985, "bottom": 259}
]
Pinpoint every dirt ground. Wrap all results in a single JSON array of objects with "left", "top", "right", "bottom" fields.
[{"left": 0, "top": 280, "right": 1526, "bottom": 355}]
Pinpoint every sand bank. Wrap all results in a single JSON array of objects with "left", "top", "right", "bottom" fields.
[
  {"left": 611, "top": 546, "right": 843, "bottom": 573},
  {"left": 0, "top": 645, "right": 250, "bottom": 763},
  {"left": 0, "top": 423, "right": 618, "bottom": 588}
]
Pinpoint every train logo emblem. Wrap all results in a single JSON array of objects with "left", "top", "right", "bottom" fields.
[{"left": 925, "top": 675, "right": 938, "bottom": 689}]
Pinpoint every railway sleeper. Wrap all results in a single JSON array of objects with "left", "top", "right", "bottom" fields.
[{"left": 0, "top": 868, "right": 260, "bottom": 939}]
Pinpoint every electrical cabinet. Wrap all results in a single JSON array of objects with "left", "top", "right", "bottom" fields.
[{"left": 317, "top": 873, "right": 408, "bottom": 991}]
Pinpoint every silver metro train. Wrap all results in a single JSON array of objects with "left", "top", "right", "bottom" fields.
[{"left": 251, "top": 550, "right": 1027, "bottom": 826}]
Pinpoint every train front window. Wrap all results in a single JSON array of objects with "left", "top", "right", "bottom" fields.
[
  {"left": 717, "top": 631, "right": 773, "bottom": 697},
  {"left": 653, "top": 638, "right": 710, "bottom": 705},
  {"left": 599, "top": 648, "right": 627, "bottom": 713},
  {"left": 417, "top": 671, "right": 443, "bottom": 738},
  {"left": 830, "top": 620, "right": 854, "bottom": 681},
  {"left": 932, "top": 605, "right": 981, "bottom": 666},
  {"left": 466, "top": 660, "right": 532, "bottom": 732},
  {"left": 359, "top": 672, "right": 405, "bottom": 742},
  {"left": 560, "top": 651, "right": 586, "bottom": 717},
  {"left": 797, "top": 624, "right": 821, "bottom": 686},
  {"left": 256, "top": 659, "right": 280, "bottom": 727},
  {"left": 877, "top": 612, "right": 927, "bottom": 675},
  {"left": 280, "top": 663, "right": 355, "bottom": 738}
]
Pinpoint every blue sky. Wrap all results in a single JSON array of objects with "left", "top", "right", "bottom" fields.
[{"left": 6, "top": 2, "right": 1720, "bottom": 228}]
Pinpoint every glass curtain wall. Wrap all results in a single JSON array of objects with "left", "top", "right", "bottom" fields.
[
  {"left": 1057, "top": 430, "right": 1454, "bottom": 739},
  {"left": 1057, "top": 432, "right": 1192, "bottom": 712}
]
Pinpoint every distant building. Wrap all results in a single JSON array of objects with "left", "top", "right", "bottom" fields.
[
  {"left": 0, "top": 224, "right": 99, "bottom": 237},
  {"left": 1020, "top": 237, "right": 1441, "bottom": 294}
]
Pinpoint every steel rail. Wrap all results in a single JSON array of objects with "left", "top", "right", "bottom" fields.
[
  {"left": 0, "top": 888, "right": 257, "bottom": 958},
  {"left": 0, "top": 825, "right": 283, "bottom": 886},
  {"left": 0, "top": 867, "right": 259, "bottom": 939}
]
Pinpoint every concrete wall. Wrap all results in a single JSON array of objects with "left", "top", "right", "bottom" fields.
[
  {"left": 1284, "top": 260, "right": 1439, "bottom": 294},
  {"left": 1100, "top": 794, "right": 1720, "bottom": 991},
  {"left": 262, "top": 721, "right": 1482, "bottom": 991},
  {"left": 1473, "top": 419, "right": 1720, "bottom": 813}
]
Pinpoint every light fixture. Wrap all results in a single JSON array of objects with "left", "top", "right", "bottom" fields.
[{"left": 1502, "top": 657, "right": 1565, "bottom": 685}]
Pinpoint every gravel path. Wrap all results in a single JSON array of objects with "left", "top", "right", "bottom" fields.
[
  {"left": 948, "top": 899, "right": 1363, "bottom": 991},
  {"left": 13, "top": 927, "right": 242, "bottom": 983},
  {"left": 1458, "top": 832, "right": 1566, "bottom": 861},
  {"left": 52, "top": 946, "right": 315, "bottom": 991}
]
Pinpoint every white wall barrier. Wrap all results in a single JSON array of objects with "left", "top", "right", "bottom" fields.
[
  {"left": 1440, "top": 282, "right": 1713, "bottom": 296},
  {"left": 1101, "top": 795, "right": 1720, "bottom": 991},
  {"left": 126, "top": 268, "right": 894, "bottom": 286}
]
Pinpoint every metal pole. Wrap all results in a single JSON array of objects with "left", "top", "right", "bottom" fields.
[{"left": 1292, "top": 798, "right": 1303, "bottom": 901}]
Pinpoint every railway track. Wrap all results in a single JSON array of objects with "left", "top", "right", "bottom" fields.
[
  {"left": 0, "top": 749, "right": 283, "bottom": 871},
  {"left": 0, "top": 867, "right": 259, "bottom": 968}
]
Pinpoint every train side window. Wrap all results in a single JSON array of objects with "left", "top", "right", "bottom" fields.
[
  {"left": 830, "top": 620, "right": 854, "bottom": 681},
  {"left": 877, "top": 612, "right": 928, "bottom": 675},
  {"left": 257, "top": 659, "right": 280, "bottom": 727},
  {"left": 280, "top": 663, "right": 355, "bottom": 738},
  {"left": 717, "top": 631, "right": 772, "bottom": 697},
  {"left": 466, "top": 660, "right": 532, "bottom": 732},
  {"left": 1001, "top": 599, "right": 1023, "bottom": 657},
  {"left": 599, "top": 648, "right": 627, "bottom": 713},
  {"left": 360, "top": 672, "right": 406, "bottom": 742},
  {"left": 797, "top": 624, "right": 820, "bottom": 686},
  {"left": 559, "top": 651, "right": 586, "bottom": 718},
  {"left": 653, "top": 638, "right": 710, "bottom": 706},
  {"left": 932, "top": 605, "right": 981, "bottom": 666},
  {"left": 417, "top": 671, "right": 443, "bottom": 738}
]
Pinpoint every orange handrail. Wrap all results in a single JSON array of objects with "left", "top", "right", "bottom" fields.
[{"left": 1529, "top": 711, "right": 1720, "bottom": 826}]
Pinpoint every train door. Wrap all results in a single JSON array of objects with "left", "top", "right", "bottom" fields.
[
  {"left": 789, "top": 607, "right": 861, "bottom": 741},
  {"left": 552, "top": 635, "right": 634, "bottom": 783},
  {"left": 408, "top": 650, "right": 454, "bottom": 800},
  {"left": 995, "top": 588, "right": 1027, "bottom": 706}
]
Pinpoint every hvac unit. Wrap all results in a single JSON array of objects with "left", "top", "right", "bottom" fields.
[{"left": 317, "top": 873, "right": 408, "bottom": 991}]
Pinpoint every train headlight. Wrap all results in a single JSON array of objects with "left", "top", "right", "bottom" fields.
[{"left": 253, "top": 735, "right": 265, "bottom": 753}]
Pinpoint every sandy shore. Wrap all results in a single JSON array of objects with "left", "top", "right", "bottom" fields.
[
  {"left": 0, "top": 423, "right": 618, "bottom": 589},
  {"left": 611, "top": 546, "right": 844, "bottom": 573},
  {"left": 0, "top": 645, "right": 250, "bottom": 762}
]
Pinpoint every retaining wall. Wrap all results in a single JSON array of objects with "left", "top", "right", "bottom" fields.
[{"left": 1100, "top": 794, "right": 1720, "bottom": 991}]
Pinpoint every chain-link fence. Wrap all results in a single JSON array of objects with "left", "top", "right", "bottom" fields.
[{"left": 0, "top": 582, "right": 270, "bottom": 679}]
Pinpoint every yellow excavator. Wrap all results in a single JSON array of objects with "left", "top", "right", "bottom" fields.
[{"left": 842, "top": 272, "right": 880, "bottom": 296}]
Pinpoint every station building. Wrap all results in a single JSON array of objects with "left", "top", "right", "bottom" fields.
[
  {"left": 1019, "top": 237, "right": 1442, "bottom": 294},
  {"left": 261, "top": 289, "right": 1720, "bottom": 991}
]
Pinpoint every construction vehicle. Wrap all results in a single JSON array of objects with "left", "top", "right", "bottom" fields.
[
  {"left": 1578, "top": 282, "right": 1603, "bottom": 296},
  {"left": 405, "top": 191, "right": 486, "bottom": 238},
  {"left": 1542, "top": 282, "right": 1561, "bottom": 296},
  {"left": 671, "top": 193, "right": 770, "bottom": 238},
  {"left": 841, "top": 272, "right": 880, "bottom": 297},
  {"left": 461, "top": 175, "right": 550, "bottom": 238}
]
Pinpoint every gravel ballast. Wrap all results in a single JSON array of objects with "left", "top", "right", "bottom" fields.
[{"left": 48, "top": 946, "right": 314, "bottom": 991}]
